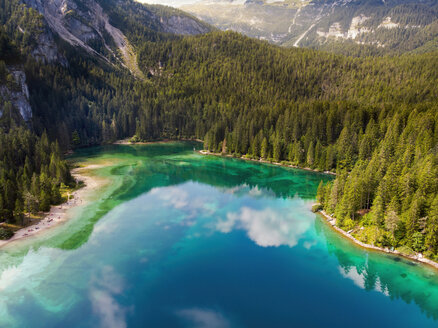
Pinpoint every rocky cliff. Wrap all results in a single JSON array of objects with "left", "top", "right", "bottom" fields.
[
  {"left": 183, "top": 0, "right": 438, "bottom": 54},
  {"left": 0, "top": 68, "right": 32, "bottom": 122},
  {"left": 18, "top": 0, "right": 211, "bottom": 76}
]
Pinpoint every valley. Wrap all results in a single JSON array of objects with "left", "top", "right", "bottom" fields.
[
  {"left": 0, "top": 0, "right": 437, "bottom": 326},
  {"left": 182, "top": 0, "right": 438, "bottom": 55}
]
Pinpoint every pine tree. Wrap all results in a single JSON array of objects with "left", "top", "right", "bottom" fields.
[
  {"left": 405, "top": 196, "right": 422, "bottom": 239},
  {"left": 261, "top": 137, "right": 268, "bottom": 159},
  {"left": 307, "top": 142, "right": 315, "bottom": 167},
  {"left": 316, "top": 181, "right": 325, "bottom": 205},
  {"left": 385, "top": 197, "right": 400, "bottom": 237},
  {"left": 72, "top": 130, "right": 81, "bottom": 146},
  {"left": 273, "top": 134, "right": 281, "bottom": 162},
  {"left": 371, "top": 193, "right": 385, "bottom": 226},
  {"left": 425, "top": 196, "right": 438, "bottom": 256},
  {"left": 39, "top": 190, "right": 51, "bottom": 212}
]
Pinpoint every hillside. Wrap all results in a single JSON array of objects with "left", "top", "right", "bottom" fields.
[
  {"left": 0, "top": 0, "right": 211, "bottom": 229},
  {"left": 183, "top": 0, "right": 438, "bottom": 55},
  {"left": 0, "top": 0, "right": 437, "bottom": 258}
]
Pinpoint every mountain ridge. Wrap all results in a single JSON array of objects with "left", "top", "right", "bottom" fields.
[
  {"left": 0, "top": 0, "right": 437, "bottom": 261},
  {"left": 183, "top": 0, "right": 438, "bottom": 55}
]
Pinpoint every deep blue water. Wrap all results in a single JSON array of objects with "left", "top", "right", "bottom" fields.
[{"left": 0, "top": 143, "right": 437, "bottom": 328}]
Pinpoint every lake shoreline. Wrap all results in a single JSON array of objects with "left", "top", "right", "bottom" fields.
[
  {"left": 56, "top": 143, "right": 438, "bottom": 272},
  {"left": 317, "top": 210, "right": 438, "bottom": 271},
  {"left": 114, "top": 138, "right": 203, "bottom": 145},
  {"left": 201, "top": 148, "right": 438, "bottom": 271},
  {"left": 199, "top": 150, "right": 337, "bottom": 175},
  {"left": 113, "top": 141, "right": 336, "bottom": 176},
  {"left": 0, "top": 165, "right": 105, "bottom": 248}
]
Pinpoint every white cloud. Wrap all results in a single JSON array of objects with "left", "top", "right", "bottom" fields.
[
  {"left": 90, "top": 266, "right": 129, "bottom": 328},
  {"left": 150, "top": 185, "right": 216, "bottom": 219},
  {"left": 303, "top": 240, "right": 317, "bottom": 250},
  {"left": 339, "top": 266, "right": 389, "bottom": 296},
  {"left": 90, "top": 289, "right": 127, "bottom": 328},
  {"left": 177, "top": 308, "right": 230, "bottom": 328},
  {"left": 216, "top": 206, "right": 311, "bottom": 247},
  {"left": 248, "top": 186, "right": 263, "bottom": 197},
  {"left": 222, "top": 184, "right": 271, "bottom": 198},
  {"left": 151, "top": 187, "right": 190, "bottom": 209},
  {"left": 0, "top": 247, "right": 74, "bottom": 326},
  {"left": 339, "top": 266, "right": 365, "bottom": 289},
  {"left": 0, "top": 248, "right": 55, "bottom": 292}
]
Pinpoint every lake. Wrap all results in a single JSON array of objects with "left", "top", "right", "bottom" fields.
[{"left": 0, "top": 142, "right": 437, "bottom": 328}]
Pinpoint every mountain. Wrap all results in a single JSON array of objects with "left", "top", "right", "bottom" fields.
[
  {"left": 0, "top": 0, "right": 212, "bottom": 123},
  {"left": 0, "top": 29, "right": 32, "bottom": 125},
  {"left": 183, "top": 0, "right": 438, "bottom": 55},
  {"left": 0, "top": 0, "right": 437, "bottom": 259},
  {"left": 4, "top": 0, "right": 210, "bottom": 74},
  {"left": 0, "top": 0, "right": 213, "bottom": 222}
]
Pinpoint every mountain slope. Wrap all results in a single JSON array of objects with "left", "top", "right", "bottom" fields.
[
  {"left": 0, "top": 0, "right": 211, "bottom": 76},
  {"left": 0, "top": 0, "right": 212, "bottom": 231},
  {"left": 0, "top": 29, "right": 32, "bottom": 125},
  {"left": 183, "top": 0, "right": 438, "bottom": 55},
  {"left": 0, "top": 0, "right": 437, "bottom": 259}
]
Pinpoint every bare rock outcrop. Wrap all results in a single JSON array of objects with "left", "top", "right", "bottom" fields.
[
  {"left": 0, "top": 69, "right": 32, "bottom": 122},
  {"left": 159, "top": 15, "right": 211, "bottom": 35}
]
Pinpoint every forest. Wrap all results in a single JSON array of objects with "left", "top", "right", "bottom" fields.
[
  {"left": 0, "top": 128, "right": 73, "bottom": 226},
  {"left": 0, "top": 0, "right": 437, "bottom": 257}
]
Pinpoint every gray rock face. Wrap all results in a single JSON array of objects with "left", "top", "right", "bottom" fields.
[
  {"left": 31, "top": 29, "right": 67, "bottom": 65},
  {"left": 66, "top": 16, "right": 97, "bottom": 42},
  {"left": 22, "top": 0, "right": 144, "bottom": 75},
  {"left": 159, "top": 15, "right": 211, "bottom": 35},
  {"left": 20, "top": 0, "right": 211, "bottom": 76},
  {"left": 23, "top": 0, "right": 102, "bottom": 56},
  {"left": 15, "top": 8, "right": 66, "bottom": 65},
  {"left": 0, "top": 69, "right": 32, "bottom": 122},
  {"left": 183, "top": 0, "right": 438, "bottom": 51}
]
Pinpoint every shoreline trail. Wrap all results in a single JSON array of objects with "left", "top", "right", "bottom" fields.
[
  {"left": 0, "top": 166, "right": 106, "bottom": 248},
  {"left": 318, "top": 210, "right": 438, "bottom": 271}
]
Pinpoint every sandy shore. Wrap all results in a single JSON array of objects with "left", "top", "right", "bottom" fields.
[
  {"left": 0, "top": 166, "right": 105, "bottom": 248},
  {"left": 318, "top": 210, "right": 438, "bottom": 271},
  {"left": 199, "top": 150, "right": 336, "bottom": 175}
]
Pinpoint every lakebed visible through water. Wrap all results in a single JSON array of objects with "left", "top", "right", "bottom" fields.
[{"left": 0, "top": 142, "right": 438, "bottom": 327}]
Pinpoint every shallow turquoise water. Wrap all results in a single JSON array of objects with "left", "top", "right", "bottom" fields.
[{"left": 0, "top": 142, "right": 438, "bottom": 327}]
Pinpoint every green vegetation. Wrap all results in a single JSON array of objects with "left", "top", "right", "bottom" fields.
[
  {"left": 185, "top": 0, "right": 438, "bottom": 56},
  {"left": 317, "top": 127, "right": 438, "bottom": 259},
  {"left": 0, "top": 27, "right": 19, "bottom": 86},
  {"left": 300, "top": 2, "right": 438, "bottom": 56},
  {"left": 0, "top": 0, "right": 436, "bottom": 258},
  {"left": 0, "top": 128, "right": 74, "bottom": 225},
  {"left": 0, "top": 226, "right": 13, "bottom": 239}
]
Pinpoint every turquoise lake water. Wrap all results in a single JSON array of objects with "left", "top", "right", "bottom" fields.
[{"left": 0, "top": 142, "right": 437, "bottom": 328}]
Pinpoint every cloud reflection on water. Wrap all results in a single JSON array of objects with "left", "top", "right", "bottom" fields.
[
  {"left": 148, "top": 183, "right": 313, "bottom": 248},
  {"left": 89, "top": 266, "right": 130, "bottom": 328},
  {"left": 338, "top": 265, "right": 390, "bottom": 296},
  {"left": 176, "top": 307, "right": 231, "bottom": 328},
  {"left": 149, "top": 186, "right": 217, "bottom": 220},
  {"left": 0, "top": 247, "right": 73, "bottom": 327},
  {"left": 222, "top": 184, "right": 274, "bottom": 199},
  {"left": 217, "top": 206, "right": 311, "bottom": 248}
]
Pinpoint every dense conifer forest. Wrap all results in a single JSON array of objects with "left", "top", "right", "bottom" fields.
[
  {"left": 0, "top": 0, "right": 437, "bottom": 257},
  {"left": 0, "top": 24, "right": 73, "bottom": 232},
  {"left": 0, "top": 128, "right": 72, "bottom": 222}
]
